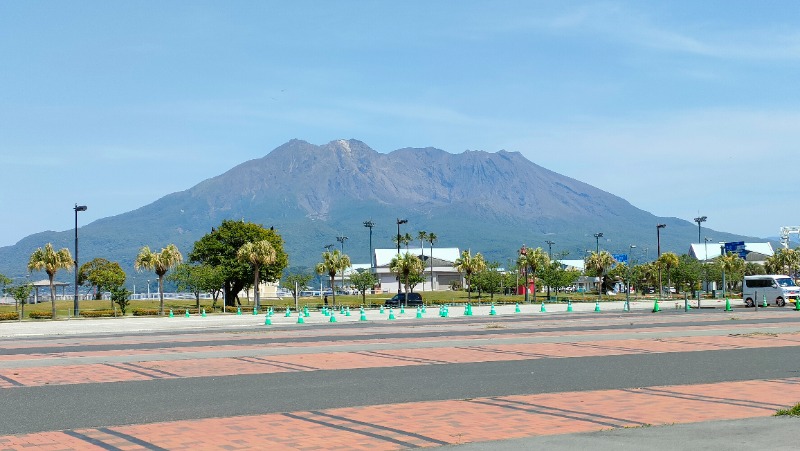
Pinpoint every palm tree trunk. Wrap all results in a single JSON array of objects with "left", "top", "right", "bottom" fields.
[
  {"left": 158, "top": 275, "right": 165, "bottom": 315},
  {"left": 467, "top": 274, "right": 471, "bottom": 301},
  {"left": 330, "top": 274, "right": 336, "bottom": 307},
  {"left": 253, "top": 265, "right": 260, "bottom": 310},
  {"left": 532, "top": 272, "right": 537, "bottom": 304},
  {"left": 49, "top": 273, "right": 56, "bottom": 318}
]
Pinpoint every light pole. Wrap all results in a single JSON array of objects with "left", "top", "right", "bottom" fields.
[
  {"left": 336, "top": 235, "right": 348, "bottom": 291},
  {"left": 363, "top": 220, "right": 375, "bottom": 273},
  {"left": 519, "top": 245, "right": 528, "bottom": 303},
  {"left": 147, "top": 279, "right": 151, "bottom": 299},
  {"left": 657, "top": 224, "right": 666, "bottom": 298},
  {"left": 73, "top": 204, "right": 87, "bottom": 316},
  {"left": 544, "top": 240, "right": 554, "bottom": 301},
  {"left": 626, "top": 244, "right": 636, "bottom": 310},
  {"left": 396, "top": 219, "right": 407, "bottom": 293},
  {"left": 720, "top": 242, "right": 727, "bottom": 299},
  {"left": 694, "top": 216, "right": 707, "bottom": 244},
  {"left": 593, "top": 233, "right": 603, "bottom": 254}
]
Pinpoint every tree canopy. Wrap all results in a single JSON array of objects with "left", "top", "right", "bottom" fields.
[
  {"left": 190, "top": 220, "right": 288, "bottom": 307},
  {"left": 78, "top": 258, "right": 126, "bottom": 300}
]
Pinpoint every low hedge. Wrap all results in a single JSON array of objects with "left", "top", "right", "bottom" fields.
[
  {"left": 0, "top": 312, "right": 19, "bottom": 321},
  {"left": 132, "top": 308, "right": 161, "bottom": 316},
  {"left": 226, "top": 306, "right": 254, "bottom": 313},
  {"left": 79, "top": 309, "right": 116, "bottom": 318},
  {"left": 29, "top": 311, "right": 53, "bottom": 319}
]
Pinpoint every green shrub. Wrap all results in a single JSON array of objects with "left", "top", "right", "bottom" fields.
[
  {"left": 29, "top": 311, "right": 53, "bottom": 319},
  {"left": 226, "top": 306, "right": 254, "bottom": 313},
  {"left": 775, "top": 403, "right": 800, "bottom": 416},
  {"left": 79, "top": 309, "right": 116, "bottom": 318},
  {"left": 0, "top": 312, "right": 19, "bottom": 321},
  {"left": 132, "top": 308, "right": 160, "bottom": 316}
]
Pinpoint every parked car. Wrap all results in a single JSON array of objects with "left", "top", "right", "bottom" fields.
[{"left": 384, "top": 292, "right": 423, "bottom": 307}]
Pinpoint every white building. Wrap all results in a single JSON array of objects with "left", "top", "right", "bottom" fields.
[
  {"left": 373, "top": 247, "right": 463, "bottom": 293},
  {"left": 688, "top": 242, "right": 774, "bottom": 263}
]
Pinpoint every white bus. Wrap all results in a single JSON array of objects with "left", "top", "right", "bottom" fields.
[{"left": 742, "top": 275, "right": 800, "bottom": 307}]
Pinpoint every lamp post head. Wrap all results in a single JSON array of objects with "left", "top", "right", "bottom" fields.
[
  {"left": 694, "top": 216, "right": 707, "bottom": 224},
  {"left": 363, "top": 220, "right": 374, "bottom": 228},
  {"left": 74, "top": 204, "right": 87, "bottom": 212},
  {"left": 657, "top": 224, "right": 666, "bottom": 229},
  {"left": 594, "top": 232, "right": 603, "bottom": 239},
  {"left": 396, "top": 218, "right": 407, "bottom": 225}
]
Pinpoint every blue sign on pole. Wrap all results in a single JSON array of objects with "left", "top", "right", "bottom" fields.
[
  {"left": 612, "top": 253, "right": 628, "bottom": 264},
  {"left": 724, "top": 241, "right": 747, "bottom": 259}
]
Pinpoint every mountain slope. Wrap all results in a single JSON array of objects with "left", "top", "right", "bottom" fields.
[{"left": 0, "top": 139, "right": 760, "bottom": 281}]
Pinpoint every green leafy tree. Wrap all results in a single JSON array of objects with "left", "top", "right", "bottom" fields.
[
  {"left": 6, "top": 282, "right": 33, "bottom": 319},
  {"left": 744, "top": 262, "right": 766, "bottom": 277},
  {"left": 190, "top": 220, "right": 288, "bottom": 307},
  {"left": 0, "top": 273, "right": 10, "bottom": 295},
  {"left": 672, "top": 254, "right": 703, "bottom": 294},
  {"left": 765, "top": 248, "right": 800, "bottom": 277},
  {"left": 585, "top": 251, "right": 615, "bottom": 297},
  {"left": 168, "top": 263, "right": 216, "bottom": 310},
  {"left": 390, "top": 252, "right": 425, "bottom": 305},
  {"left": 349, "top": 269, "right": 377, "bottom": 304},
  {"left": 519, "top": 247, "right": 549, "bottom": 303},
  {"left": 540, "top": 261, "right": 578, "bottom": 297},
  {"left": 135, "top": 244, "right": 183, "bottom": 315},
  {"left": 715, "top": 251, "right": 746, "bottom": 291},
  {"left": 315, "top": 249, "right": 351, "bottom": 307},
  {"left": 472, "top": 262, "right": 503, "bottom": 300},
  {"left": 110, "top": 286, "right": 131, "bottom": 315},
  {"left": 28, "top": 243, "right": 73, "bottom": 319},
  {"left": 282, "top": 272, "right": 314, "bottom": 299},
  {"left": 236, "top": 240, "right": 277, "bottom": 310},
  {"left": 78, "top": 258, "right": 126, "bottom": 306},
  {"left": 453, "top": 250, "right": 486, "bottom": 301},
  {"left": 656, "top": 252, "right": 680, "bottom": 297},
  {"left": 406, "top": 271, "right": 426, "bottom": 292}
]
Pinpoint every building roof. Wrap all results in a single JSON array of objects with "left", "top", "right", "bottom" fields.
[
  {"left": 688, "top": 242, "right": 774, "bottom": 261},
  {"left": 374, "top": 247, "right": 460, "bottom": 267}
]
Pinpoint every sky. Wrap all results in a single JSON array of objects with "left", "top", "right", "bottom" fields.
[{"left": 2, "top": 1, "right": 799, "bottom": 247}]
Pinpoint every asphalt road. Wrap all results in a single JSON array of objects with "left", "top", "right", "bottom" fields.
[{"left": 3, "top": 346, "right": 799, "bottom": 435}]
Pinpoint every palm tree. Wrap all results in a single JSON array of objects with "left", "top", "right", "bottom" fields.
[
  {"left": 427, "top": 232, "right": 438, "bottom": 289},
  {"left": 453, "top": 250, "right": 487, "bottom": 300},
  {"left": 657, "top": 252, "right": 680, "bottom": 298},
  {"left": 135, "top": 244, "right": 183, "bottom": 315},
  {"left": 766, "top": 248, "right": 799, "bottom": 277},
  {"left": 237, "top": 240, "right": 277, "bottom": 310},
  {"left": 520, "top": 247, "right": 549, "bottom": 303},
  {"left": 585, "top": 251, "right": 615, "bottom": 298},
  {"left": 718, "top": 251, "right": 746, "bottom": 291},
  {"left": 389, "top": 252, "right": 425, "bottom": 305},
  {"left": 315, "top": 249, "right": 351, "bottom": 307},
  {"left": 27, "top": 243, "right": 73, "bottom": 318}
]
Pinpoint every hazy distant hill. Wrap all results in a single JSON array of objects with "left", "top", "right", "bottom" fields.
[{"left": 0, "top": 139, "right": 759, "bottom": 282}]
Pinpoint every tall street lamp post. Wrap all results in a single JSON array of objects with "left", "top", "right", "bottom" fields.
[
  {"left": 545, "top": 240, "right": 554, "bottom": 301},
  {"left": 396, "top": 219, "right": 407, "bottom": 293},
  {"left": 519, "top": 245, "right": 528, "bottom": 304},
  {"left": 694, "top": 216, "right": 707, "bottom": 244},
  {"left": 363, "top": 220, "right": 375, "bottom": 273},
  {"left": 593, "top": 233, "right": 603, "bottom": 254},
  {"left": 626, "top": 244, "right": 636, "bottom": 310},
  {"left": 336, "top": 236, "right": 348, "bottom": 291},
  {"left": 719, "top": 242, "right": 727, "bottom": 299},
  {"left": 657, "top": 224, "right": 666, "bottom": 299},
  {"left": 73, "top": 204, "right": 87, "bottom": 316}
]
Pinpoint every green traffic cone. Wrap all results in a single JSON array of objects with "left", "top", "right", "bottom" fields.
[
  {"left": 464, "top": 304, "right": 470, "bottom": 316},
  {"left": 379, "top": 305, "right": 385, "bottom": 314},
  {"left": 329, "top": 313, "right": 337, "bottom": 323},
  {"left": 594, "top": 301, "right": 601, "bottom": 312},
  {"left": 490, "top": 304, "right": 497, "bottom": 315},
  {"left": 467, "top": 303, "right": 473, "bottom": 316},
  {"left": 652, "top": 298, "right": 661, "bottom": 313},
  {"left": 345, "top": 307, "right": 351, "bottom": 317},
  {"left": 388, "top": 308, "right": 396, "bottom": 320},
  {"left": 253, "top": 306, "right": 258, "bottom": 315},
  {"left": 400, "top": 306, "right": 405, "bottom": 315},
  {"left": 763, "top": 295, "right": 768, "bottom": 308},
  {"left": 236, "top": 307, "right": 242, "bottom": 315},
  {"left": 285, "top": 307, "right": 291, "bottom": 317},
  {"left": 265, "top": 316, "right": 272, "bottom": 325},
  {"left": 297, "top": 314, "right": 305, "bottom": 324},
  {"left": 443, "top": 305, "right": 449, "bottom": 318},
  {"left": 169, "top": 309, "right": 174, "bottom": 318},
  {"left": 421, "top": 305, "right": 427, "bottom": 313},
  {"left": 304, "top": 306, "right": 310, "bottom": 317},
  {"left": 725, "top": 298, "right": 733, "bottom": 311},
  {"left": 340, "top": 306, "right": 345, "bottom": 315},
  {"left": 360, "top": 309, "right": 367, "bottom": 321},
  {"left": 323, "top": 307, "right": 329, "bottom": 316},
  {"left": 567, "top": 300, "right": 573, "bottom": 312},
  {"left": 416, "top": 306, "right": 423, "bottom": 319},
  {"left": 201, "top": 309, "right": 206, "bottom": 317},
  {"left": 515, "top": 303, "right": 521, "bottom": 313},
  {"left": 185, "top": 309, "right": 190, "bottom": 318},
  {"left": 623, "top": 301, "right": 629, "bottom": 312},
  {"left": 540, "top": 302, "right": 546, "bottom": 313}
]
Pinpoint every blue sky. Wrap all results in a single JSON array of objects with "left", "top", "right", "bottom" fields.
[{"left": 2, "top": 1, "right": 799, "bottom": 247}]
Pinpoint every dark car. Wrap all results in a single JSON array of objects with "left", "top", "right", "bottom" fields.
[{"left": 384, "top": 292, "right": 423, "bottom": 307}]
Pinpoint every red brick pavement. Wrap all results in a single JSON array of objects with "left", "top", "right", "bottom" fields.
[{"left": 1, "top": 378, "right": 797, "bottom": 450}]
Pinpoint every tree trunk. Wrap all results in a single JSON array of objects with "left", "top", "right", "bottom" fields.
[
  {"left": 49, "top": 273, "right": 56, "bottom": 319},
  {"left": 330, "top": 275, "right": 336, "bottom": 307},
  {"left": 253, "top": 265, "right": 260, "bottom": 310},
  {"left": 158, "top": 275, "right": 165, "bottom": 315}
]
